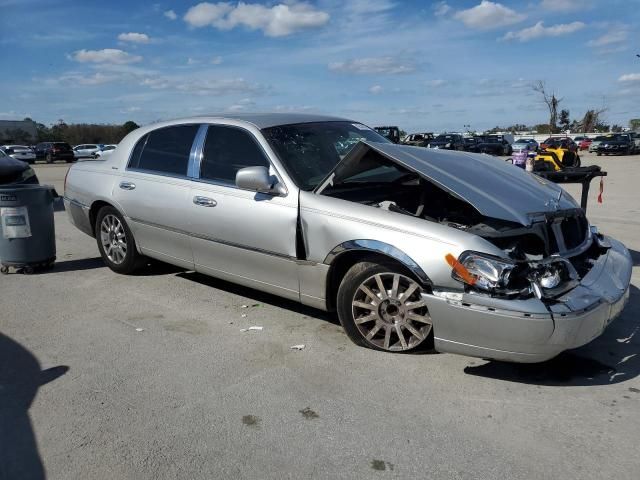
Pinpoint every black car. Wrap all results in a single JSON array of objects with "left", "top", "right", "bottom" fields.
[
  {"left": 597, "top": 134, "right": 634, "bottom": 156},
  {"left": 462, "top": 136, "right": 480, "bottom": 152},
  {"left": 475, "top": 136, "right": 512, "bottom": 156},
  {"left": 0, "top": 149, "right": 39, "bottom": 185},
  {"left": 34, "top": 142, "right": 75, "bottom": 163},
  {"left": 428, "top": 134, "right": 464, "bottom": 150}
]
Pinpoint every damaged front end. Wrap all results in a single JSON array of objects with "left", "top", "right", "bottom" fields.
[{"left": 315, "top": 141, "right": 631, "bottom": 362}]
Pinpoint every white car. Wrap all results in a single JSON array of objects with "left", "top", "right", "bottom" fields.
[
  {"left": 1, "top": 145, "right": 36, "bottom": 164},
  {"left": 73, "top": 144, "right": 103, "bottom": 159},
  {"left": 95, "top": 144, "right": 117, "bottom": 158}
]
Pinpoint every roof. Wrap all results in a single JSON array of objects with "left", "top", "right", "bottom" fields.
[{"left": 177, "top": 113, "right": 354, "bottom": 129}]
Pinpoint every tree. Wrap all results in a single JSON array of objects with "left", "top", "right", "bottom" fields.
[
  {"left": 611, "top": 124, "right": 623, "bottom": 133},
  {"left": 532, "top": 80, "right": 562, "bottom": 133},
  {"left": 533, "top": 123, "right": 552, "bottom": 134},
  {"left": 629, "top": 119, "right": 640, "bottom": 131},
  {"left": 559, "top": 109, "right": 570, "bottom": 131},
  {"left": 122, "top": 121, "right": 140, "bottom": 135},
  {"left": 4, "top": 128, "right": 32, "bottom": 144},
  {"left": 581, "top": 108, "right": 607, "bottom": 133}
]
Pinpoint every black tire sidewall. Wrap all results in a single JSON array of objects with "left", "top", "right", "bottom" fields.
[{"left": 95, "top": 206, "right": 140, "bottom": 274}]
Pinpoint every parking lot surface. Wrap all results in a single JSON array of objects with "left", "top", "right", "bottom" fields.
[{"left": 2, "top": 153, "right": 639, "bottom": 479}]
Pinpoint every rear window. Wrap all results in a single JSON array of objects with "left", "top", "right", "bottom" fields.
[
  {"left": 53, "top": 142, "right": 72, "bottom": 150},
  {"left": 128, "top": 125, "right": 199, "bottom": 176}
]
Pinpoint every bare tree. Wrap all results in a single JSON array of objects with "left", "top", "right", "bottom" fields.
[
  {"left": 580, "top": 108, "right": 607, "bottom": 133},
  {"left": 532, "top": 80, "right": 562, "bottom": 133}
]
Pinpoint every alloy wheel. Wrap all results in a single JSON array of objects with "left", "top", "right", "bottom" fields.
[
  {"left": 100, "top": 214, "right": 128, "bottom": 265},
  {"left": 351, "top": 273, "right": 432, "bottom": 351}
]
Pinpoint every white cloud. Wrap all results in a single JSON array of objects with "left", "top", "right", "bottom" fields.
[
  {"left": 118, "top": 32, "right": 151, "bottom": 43},
  {"left": 329, "top": 57, "right": 415, "bottom": 75},
  {"left": 539, "top": 0, "right": 586, "bottom": 11},
  {"left": 503, "top": 21, "right": 585, "bottom": 42},
  {"left": 71, "top": 49, "right": 142, "bottom": 64},
  {"left": 426, "top": 79, "right": 446, "bottom": 88},
  {"left": 183, "top": 1, "right": 329, "bottom": 37},
  {"left": 211, "top": 56, "right": 222, "bottom": 64},
  {"left": 588, "top": 29, "right": 628, "bottom": 47},
  {"left": 433, "top": 1, "right": 451, "bottom": 17},
  {"left": 454, "top": 1, "right": 525, "bottom": 30},
  {"left": 369, "top": 85, "right": 383, "bottom": 94},
  {"left": 164, "top": 9, "right": 178, "bottom": 20},
  {"left": 619, "top": 73, "right": 640, "bottom": 83},
  {"left": 60, "top": 72, "right": 121, "bottom": 85},
  {"left": 187, "top": 57, "right": 199, "bottom": 65},
  {"left": 140, "top": 75, "right": 265, "bottom": 96}
]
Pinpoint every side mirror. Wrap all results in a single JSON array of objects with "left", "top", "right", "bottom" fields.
[{"left": 235, "top": 166, "right": 285, "bottom": 196}]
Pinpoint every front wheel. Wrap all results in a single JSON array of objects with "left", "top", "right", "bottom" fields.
[
  {"left": 95, "top": 206, "right": 142, "bottom": 274},
  {"left": 45, "top": 153, "right": 52, "bottom": 164},
  {"left": 337, "top": 261, "right": 433, "bottom": 352}
]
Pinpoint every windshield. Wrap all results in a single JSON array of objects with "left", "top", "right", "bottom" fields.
[{"left": 262, "top": 121, "right": 390, "bottom": 191}]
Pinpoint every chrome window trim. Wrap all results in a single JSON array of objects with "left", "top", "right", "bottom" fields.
[
  {"left": 125, "top": 123, "right": 200, "bottom": 179},
  {"left": 195, "top": 123, "right": 289, "bottom": 196}
]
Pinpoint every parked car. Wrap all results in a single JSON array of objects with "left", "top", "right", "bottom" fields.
[
  {"left": 73, "top": 144, "right": 103, "bottom": 159},
  {"left": 0, "top": 148, "right": 39, "bottom": 184},
  {"left": 94, "top": 144, "right": 117, "bottom": 158},
  {"left": 628, "top": 132, "right": 640, "bottom": 153},
  {"left": 1, "top": 145, "right": 36, "bottom": 164},
  {"left": 462, "top": 136, "right": 480, "bottom": 152},
  {"left": 573, "top": 136, "right": 587, "bottom": 145},
  {"left": 402, "top": 133, "right": 434, "bottom": 147},
  {"left": 512, "top": 138, "right": 538, "bottom": 153},
  {"left": 475, "top": 136, "right": 511, "bottom": 156},
  {"left": 63, "top": 114, "right": 631, "bottom": 362},
  {"left": 374, "top": 126, "right": 401, "bottom": 144},
  {"left": 34, "top": 142, "right": 74, "bottom": 163},
  {"left": 540, "top": 137, "right": 578, "bottom": 153},
  {"left": 596, "top": 134, "right": 634, "bottom": 155},
  {"left": 428, "top": 133, "right": 464, "bottom": 150},
  {"left": 588, "top": 135, "right": 608, "bottom": 153},
  {"left": 578, "top": 138, "right": 592, "bottom": 151}
]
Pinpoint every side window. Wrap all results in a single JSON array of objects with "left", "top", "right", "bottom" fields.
[
  {"left": 200, "top": 125, "right": 270, "bottom": 185},
  {"left": 128, "top": 124, "right": 198, "bottom": 176}
]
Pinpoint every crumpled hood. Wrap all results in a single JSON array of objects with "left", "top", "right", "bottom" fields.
[{"left": 317, "top": 141, "right": 579, "bottom": 226}]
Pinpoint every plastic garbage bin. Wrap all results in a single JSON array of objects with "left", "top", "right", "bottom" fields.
[{"left": 0, "top": 184, "right": 58, "bottom": 274}]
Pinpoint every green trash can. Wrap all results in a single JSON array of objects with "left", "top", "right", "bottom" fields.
[{"left": 0, "top": 184, "right": 58, "bottom": 274}]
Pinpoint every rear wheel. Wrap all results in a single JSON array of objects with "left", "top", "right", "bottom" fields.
[
  {"left": 337, "top": 261, "right": 433, "bottom": 352},
  {"left": 95, "top": 206, "right": 142, "bottom": 274},
  {"left": 45, "top": 153, "right": 53, "bottom": 164}
]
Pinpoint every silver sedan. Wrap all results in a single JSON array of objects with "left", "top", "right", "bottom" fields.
[{"left": 63, "top": 114, "right": 632, "bottom": 362}]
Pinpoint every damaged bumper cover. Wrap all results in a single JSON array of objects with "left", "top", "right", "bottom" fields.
[{"left": 424, "top": 236, "right": 632, "bottom": 363}]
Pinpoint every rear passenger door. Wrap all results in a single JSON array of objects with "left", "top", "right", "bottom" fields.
[
  {"left": 114, "top": 124, "right": 201, "bottom": 269},
  {"left": 188, "top": 124, "right": 299, "bottom": 300}
]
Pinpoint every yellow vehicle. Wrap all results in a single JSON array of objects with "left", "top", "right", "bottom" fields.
[{"left": 534, "top": 146, "right": 581, "bottom": 171}]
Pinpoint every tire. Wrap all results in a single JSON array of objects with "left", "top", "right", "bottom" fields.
[
  {"left": 45, "top": 153, "right": 53, "bottom": 164},
  {"left": 336, "top": 260, "right": 433, "bottom": 353},
  {"left": 95, "top": 206, "right": 142, "bottom": 274}
]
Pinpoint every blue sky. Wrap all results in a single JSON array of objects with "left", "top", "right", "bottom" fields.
[{"left": 1, "top": 0, "right": 638, "bottom": 132}]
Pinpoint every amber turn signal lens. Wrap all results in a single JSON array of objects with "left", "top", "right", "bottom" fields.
[{"left": 445, "top": 253, "right": 476, "bottom": 285}]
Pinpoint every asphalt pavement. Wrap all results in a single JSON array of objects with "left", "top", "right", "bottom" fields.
[{"left": 1, "top": 152, "right": 639, "bottom": 479}]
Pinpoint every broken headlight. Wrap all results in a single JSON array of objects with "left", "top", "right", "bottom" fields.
[
  {"left": 526, "top": 258, "right": 579, "bottom": 299},
  {"left": 447, "top": 251, "right": 516, "bottom": 292}
]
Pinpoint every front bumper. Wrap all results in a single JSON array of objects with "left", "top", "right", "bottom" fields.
[{"left": 424, "top": 236, "right": 632, "bottom": 363}]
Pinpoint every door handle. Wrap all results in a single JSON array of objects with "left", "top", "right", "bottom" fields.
[
  {"left": 119, "top": 181, "right": 136, "bottom": 190},
  {"left": 193, "top": 196, "right": 217, "bottom": 207}
]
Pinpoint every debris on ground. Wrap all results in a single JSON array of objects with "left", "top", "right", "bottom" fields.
[
  {"left": 240, "top": 326, "right": 263, "bottom": 332},
  {"left": 290, "top": 344, "right": 305, "bottom": 350},
  {"left": 241, "top": 314, "right": 247, "bottom": 318},
  {"left": 135, "top": 328, "right": 144, "bottom": 332}
]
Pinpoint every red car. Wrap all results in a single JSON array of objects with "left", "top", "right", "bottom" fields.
[{"left": 578, "top": 138, "right": 592, "bottom": 151}]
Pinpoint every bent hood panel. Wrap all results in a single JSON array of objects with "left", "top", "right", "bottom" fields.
[{"left": 318, "top": 141, "right": 578, "bottom": 226}]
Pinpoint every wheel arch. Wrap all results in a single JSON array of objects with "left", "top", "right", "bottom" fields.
[
  {"left": 89, "top": 200, "right": 127, "bottom": 237},
  {"left": 323, "top": 240, "right": 432, "bottom": 312}
]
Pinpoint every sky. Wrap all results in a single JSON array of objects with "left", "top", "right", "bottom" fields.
[{"left": 1, "top": 0, "right": 639, "bottom": 132}]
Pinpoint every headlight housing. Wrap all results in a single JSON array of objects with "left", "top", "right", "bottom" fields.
[
  {"left": 446, "top": 251, "right": 579, "bottom": 299},
  {"left": 447, "top": 251, "right": 515, "bottom": 292}
]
